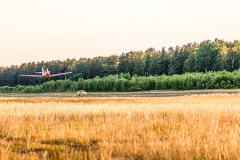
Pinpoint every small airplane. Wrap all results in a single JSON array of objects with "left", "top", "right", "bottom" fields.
[{"left": 20, "top": 67, "right": 72, "bottom": 78}]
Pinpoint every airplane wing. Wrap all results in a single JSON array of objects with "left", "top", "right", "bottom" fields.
[
  {"left": 20, "top": 74, "right": 43, "bottom": 77},
  {"left": 50, "top": 72, "right": 72, "bottom": 77}
]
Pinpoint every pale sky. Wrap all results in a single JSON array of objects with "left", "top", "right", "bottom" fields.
[{"left": 1, "top": 0, "right": 240, "bottom": 67}]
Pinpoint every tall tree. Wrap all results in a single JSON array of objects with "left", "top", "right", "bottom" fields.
[
  {"left": 103, "top": 55, "right": 119, "bottom": 76},
  {"left": 133, "top": 52, "right": 144, "bottom": 76},
  {"left": 225, "top": 40, "right": 240, "bottom": 71},
  {"left": 118, "top": 52, "right": 134, "bottom": 75},
  {"left": 183, "top": 43, "right": 199, "bottom": 73},
  {"left": 195, "top": 40, "right": 222, "bottom": 72}
]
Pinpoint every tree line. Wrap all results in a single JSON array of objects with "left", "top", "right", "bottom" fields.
[
  {"left": 0, "top": 38, "right": 240, "bottom": 87},
  {"left": 1, "top": 70, "right": 240, "bottom": 93}
]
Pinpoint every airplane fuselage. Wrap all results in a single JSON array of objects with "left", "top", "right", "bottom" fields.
[{"left": 43, "top": 72, "right": 51, "bottom": 78}]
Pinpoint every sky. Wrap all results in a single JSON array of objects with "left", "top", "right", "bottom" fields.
[{"left": 1, "top": 0, "right": 240, "bottom": 67}]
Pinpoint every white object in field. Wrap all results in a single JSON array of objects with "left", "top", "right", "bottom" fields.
[{"left": 76, "top": 90, "right": 88, "bottom": 97}]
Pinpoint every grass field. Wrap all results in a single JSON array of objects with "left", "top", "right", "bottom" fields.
[{"left": 0, "top": 95, "right": 240, "bottom": 159}]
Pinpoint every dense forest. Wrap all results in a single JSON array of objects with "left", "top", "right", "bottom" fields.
[
  {"left": 0, "top": 39, "right": 240, "bottom": 89},
  {"left": 1, "top": 70, "right": 240, "bottom": 93}
]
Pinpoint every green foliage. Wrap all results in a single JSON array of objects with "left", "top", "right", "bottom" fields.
[
  {"left": 2, "top": 39, "right": 240, "bottom": 92},
  {"left": 42, "top": 80, "right": 56, "bottom": 92},
  {"left": 1, "top": 70, "right": 240, "bottom": 93},
  {"left": 118, "top": 73, "right": 131, "bottom": 80},
  {"left": 32, "top": 85, "right": 42, "bottom": 93},
  {"left": 70, "top": 81, "right": 78, "bottom": 92},
  {"left": 14, "top": 85, "right": 25, "bottom": 92},
  {"left": 0, "top": 86, "right": 15, "bottom": 93}
]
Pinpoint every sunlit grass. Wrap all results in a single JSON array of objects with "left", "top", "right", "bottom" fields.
[{"left": 0, "top": 95, "right": 240, "bottom": 159}]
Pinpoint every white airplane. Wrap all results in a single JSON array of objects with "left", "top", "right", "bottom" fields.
[{"left": 20, "top": 67, "right": 72, "bottom": 78}]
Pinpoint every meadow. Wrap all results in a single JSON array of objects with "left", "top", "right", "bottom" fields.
[{"left": 0, "top": 95, "right": 240, "bottom": 159}]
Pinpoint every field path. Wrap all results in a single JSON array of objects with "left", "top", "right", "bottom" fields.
[{"left": 1, "top": 89, "right": 240, "bottom": 97}]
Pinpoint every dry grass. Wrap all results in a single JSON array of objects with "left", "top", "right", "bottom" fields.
[{"left": 0, "top": 94, "right": 240, "bottom": 159}]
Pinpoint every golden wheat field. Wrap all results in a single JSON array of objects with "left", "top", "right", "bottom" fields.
[{"left": 0, "top": 94, "right": 240, "bottom": 160}]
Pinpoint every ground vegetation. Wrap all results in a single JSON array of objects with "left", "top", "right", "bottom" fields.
[{"left": 0, "top": 95, "right": 240, "bottom": 159}]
